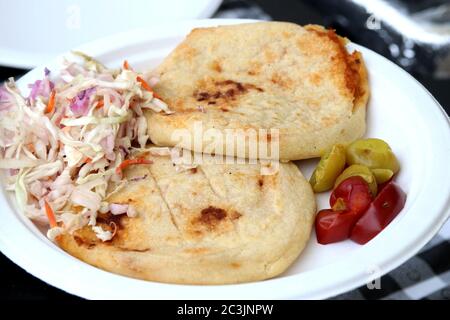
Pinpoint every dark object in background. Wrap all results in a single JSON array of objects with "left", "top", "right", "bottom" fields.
[{"left": 302, "top": 0, "right": 450, "bottom": 80}]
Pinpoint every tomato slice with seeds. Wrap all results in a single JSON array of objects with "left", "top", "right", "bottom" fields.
[{"left": 350, "top": 181, "right": 406, "bottom": 244}]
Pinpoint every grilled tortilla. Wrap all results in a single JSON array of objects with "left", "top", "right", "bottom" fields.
[
  {"left": 146, "top": 22, "right": 369, "bottom": 160},
  {"left": 57, "top": 151, "right": 315, "bottom": 284}
]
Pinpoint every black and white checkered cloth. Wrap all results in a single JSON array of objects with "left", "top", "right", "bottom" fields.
[{"left": 213, "top": 0, "right": 450, "bottom": 300}]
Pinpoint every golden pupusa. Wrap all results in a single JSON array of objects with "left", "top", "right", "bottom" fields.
[
  {"left": 57, "top": 151, "right": 316, "bottom": 284},
  {"left": 146, "top": 22, "right": 369, "bottom": 160}
]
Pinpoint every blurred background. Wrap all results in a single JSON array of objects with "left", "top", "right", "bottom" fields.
[{"left": 0, "top": 0, "right": 449, "bottom": 300}]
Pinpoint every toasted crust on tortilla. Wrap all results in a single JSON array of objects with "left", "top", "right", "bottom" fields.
[{"left": 146, "top": 22, "right": 369, "bottom": 160}]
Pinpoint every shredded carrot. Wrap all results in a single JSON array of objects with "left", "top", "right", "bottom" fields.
[
  {"left": 84, "top": 157, "right": 92, "bottom": 163},
  {"left": 45, "top": 90, "right": 56, "bottom": 113},
  {"left": 95, "top": 99, "right": 104, "bottom": 109},
  {"left": 26, "top": 143, "right": 35, "bottom": 153},
  {"left": 136, "top": 76, "right": 153, "bottom": 92},
  {"left": 115, "top": 157, "right": 153, "bottom": 175},
  {"left": 44, "top": 200, "right": 57, "bottom": 228},
  {"left": 123, "top": 60, "right": 131, "bottom": 70},
  {"left": 136, "top": 76, "right": 163, "bottom": 100}
]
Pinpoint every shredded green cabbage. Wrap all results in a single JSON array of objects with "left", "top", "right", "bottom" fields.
[{"left": 0, "top": 53, "right": 172, "bottom": 241}]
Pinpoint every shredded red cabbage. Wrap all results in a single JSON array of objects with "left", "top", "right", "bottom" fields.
[
  {"left": 28, "top": 74, "right": 54, "bottom": 101},
  {"left": 0, "top": 85, "right": 14, "bottom": 111},
  {"left": 70, "top": 87, "right": 96, "bottom": 116}
]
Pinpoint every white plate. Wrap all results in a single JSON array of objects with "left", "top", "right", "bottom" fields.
[
  {"left": 0, "top": 0, "right": 222, "bottom": 68},
  {"left": 1, "top": 19, "right": 449, "bottom": 300}
]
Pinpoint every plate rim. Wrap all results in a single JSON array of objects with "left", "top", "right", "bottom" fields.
[{"left": 0, "top": 18, "right": 449, "bottom": 300}]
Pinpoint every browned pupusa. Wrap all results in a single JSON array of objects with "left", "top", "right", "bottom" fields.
[
  {"left": 146, "top": 22, "right": 369, "bottom": 160},
  {"left": 57, "top": 151, "right": 316, "bottom": 284}
]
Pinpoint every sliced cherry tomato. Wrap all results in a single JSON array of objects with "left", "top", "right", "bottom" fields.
[
  {"left": 350, "top": 181, "right": 406, "bottom": 244},
  {"left": 316, "top": 176, "right": 372, "bottom": 245},
  {"left": 315, "top": 209, "right": 357, "bottom": 244},
  {"left": 330, "top": 176, "right": 372, "bottom": 214}
]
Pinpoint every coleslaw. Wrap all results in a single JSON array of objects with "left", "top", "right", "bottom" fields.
[{"left": 0, "top": 53, "right": 172, "bottom": 241}]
